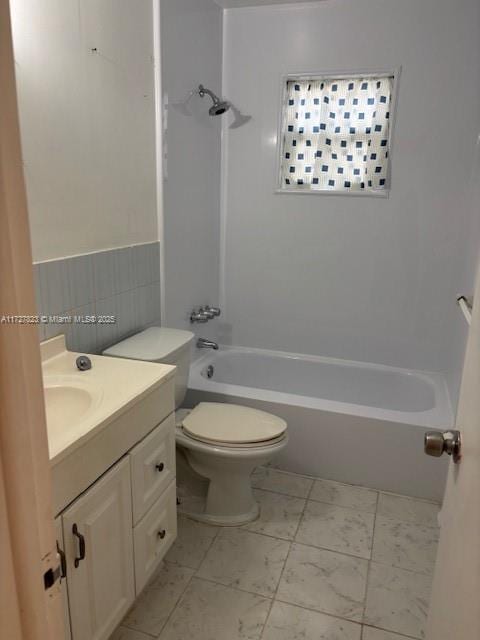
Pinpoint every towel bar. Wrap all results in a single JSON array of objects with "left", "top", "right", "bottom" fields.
[{"left": 457, "top": 295, "right": 473, "bottom": 326}]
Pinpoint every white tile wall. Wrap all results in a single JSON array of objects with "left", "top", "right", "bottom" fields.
[
  {"left": 160, "top": 0, "right": 223, "bottom": 335},
  {"left": 222, "top": 0, "right": 480, "bottom": 410}
]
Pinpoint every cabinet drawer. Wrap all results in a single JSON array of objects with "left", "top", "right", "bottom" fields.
[
  {"left": 130, "top": 413, "right": 176, "bottom": 524},
  {"left": 133, "top": 480, "right": 177, "bottom": 593}
]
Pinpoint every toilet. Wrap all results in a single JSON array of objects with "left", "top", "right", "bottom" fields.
[{"left": 103, "top": 327, "right": 288, "bottom": 525}]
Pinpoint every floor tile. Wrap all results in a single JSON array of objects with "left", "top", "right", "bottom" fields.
[
  {"left": 164, "top": 515, "right": 219, "bottom": 569},
  {"left": 364, "top": 563, "right": 432, "bottom": 639},
  {"left": 196, "top": 528, "right": 290, "bottom": 597},
  {"left": 158, "top": 577, "right": 270, "bottom": 640},
  {"left": 362, "top": 627, "right": 409, "bottom": 640},
  {"left": 252, "top": 467, "right": 313, "bottom": 498},
  {"left": 277, "top": 542, "right": 368, "bottom": 622},
  {"left": 310, "top": 479, "right": 378, "bottom": 513},
  {"left": 109, "top": 627, "right": 153, "bottom": 640},
  {"left": 243, "top": 489, "right": 305, "bottom": 540},
  {"left": 377, "top": 494, "right": 439, "bottom": 527},
  {"left": 296, "top": 501, "right": 375, "bottom": 559},
  {"left": 372, "top": 515, "right": 439, "bottom": 574},
  {"left": 263, "top": 601, "right": 362, "bottom": 640},
  {"left": 117, "top": 473, "right": 438, "bottom": 640},
  {"left": 122, "top": 563, "right": 194, "bottom": 636}
]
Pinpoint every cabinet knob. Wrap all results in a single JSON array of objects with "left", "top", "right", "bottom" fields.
[
  {"left": 155, "top": 462, "right": 164, "bottom": 472},
  {"left": 157, "top": 529, "right": 166, "bottom": 539}
]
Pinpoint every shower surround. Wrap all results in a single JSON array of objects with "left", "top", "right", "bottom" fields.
[{"left": 220, "top": 0, "right": 480, "bottom": 412}]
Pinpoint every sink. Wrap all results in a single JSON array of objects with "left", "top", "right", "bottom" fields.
[
  {"left": 40, "top": 334, "right": 176, "bottom": 512},
  {"left": 43, "top": 376, "right": 102, "bottom": 439},
  {"left": 40, "top": 335, "right": 176, "bottom": 472}
]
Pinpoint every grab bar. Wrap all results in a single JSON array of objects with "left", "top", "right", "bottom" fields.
[{"left": 457, "top": 295, "right": 473, "bottom": 326}]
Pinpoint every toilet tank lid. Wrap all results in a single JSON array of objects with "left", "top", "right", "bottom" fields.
[{"left": 103, "top": 327, "right": 194, "bottom": 361}]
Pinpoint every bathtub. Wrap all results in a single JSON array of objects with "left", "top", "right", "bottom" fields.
[{"left": 186, "top": 346, "right": 453, "bottom": 501}]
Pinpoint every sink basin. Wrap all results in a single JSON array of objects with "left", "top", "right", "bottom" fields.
[
  {"left": 43, "top": 375, "right": 102, "bottom": 440},
  {"left": 45, "top": 386, "right": 92, "bottom": 430}
]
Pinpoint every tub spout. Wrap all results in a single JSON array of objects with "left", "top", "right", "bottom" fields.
[{"left": 197, "top": 338, "right": 219, "bottom": 350}]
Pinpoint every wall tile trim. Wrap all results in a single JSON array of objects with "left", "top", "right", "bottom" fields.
[{"left": 34, "top": 242, "right": 161, "bottom": 354}]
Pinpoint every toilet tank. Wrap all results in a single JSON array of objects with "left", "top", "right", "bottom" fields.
[{"left": 103, "top": 327, "right": 194, "bottom": 408}]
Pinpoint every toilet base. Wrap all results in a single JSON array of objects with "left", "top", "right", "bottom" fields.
[
  {"left": 175, "top": 427, "right": 288, "bottom": 527},
  {"left": 178, "top": 494, "right": 260, "bottom": 526}
]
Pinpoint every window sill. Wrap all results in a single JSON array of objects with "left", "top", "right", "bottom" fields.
[{"left": 274, "top": 187, "right": 390, "bottom": 198}]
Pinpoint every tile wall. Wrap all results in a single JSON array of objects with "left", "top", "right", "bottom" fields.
[{"left": 34, "top": 242, "right": 161, "bottom": 354}]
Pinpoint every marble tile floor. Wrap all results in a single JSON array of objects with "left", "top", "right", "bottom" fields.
[{"left": 110, "top": 467, "right": 440, "bottom": 640}]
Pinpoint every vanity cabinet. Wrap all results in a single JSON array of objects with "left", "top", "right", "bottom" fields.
[{"left": 55, "top": 412, "right": 177, "bottom": 640}]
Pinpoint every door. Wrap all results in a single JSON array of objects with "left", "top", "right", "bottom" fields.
[
  {"left": 54, "top": 517, "right": 72, "bottom": 640},
  {"left": 426, "top": 270, "right": 480, "bottom": 638},
  {"left": 62, "top": 458, "right": 134, "bottom": 640}
]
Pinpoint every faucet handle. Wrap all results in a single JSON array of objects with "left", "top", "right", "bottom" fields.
[
  {"left": 190, "top": 309, "right": 208, "bottom": 323},
  {"left": 206, "top": 305, "right": 221, "bottom": 317},
  {"left": 200, "top": 306, "right": 215, "bottom": 319}
]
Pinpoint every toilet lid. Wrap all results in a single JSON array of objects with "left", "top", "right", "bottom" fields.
[{"left": 182, "top": 403, "right": 287, "bottom": 445}]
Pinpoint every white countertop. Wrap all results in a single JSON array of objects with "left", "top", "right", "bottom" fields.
[{"left": 41, "top": 335, "right": 175, "bottom": 464}]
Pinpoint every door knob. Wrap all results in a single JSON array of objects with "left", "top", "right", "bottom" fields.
[{"left": 424, "top": 430, "right": 462, "bottom": 463}]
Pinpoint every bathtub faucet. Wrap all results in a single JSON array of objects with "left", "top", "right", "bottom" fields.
[{"left": 197, "top": 338, "right": 219, "bottom": 350}]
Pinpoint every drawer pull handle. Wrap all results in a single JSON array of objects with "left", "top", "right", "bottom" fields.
[
  {"left": 157, "top": 529, "right": 166, "bottom": 539},
  {"left": 72, "top": 524, "right": 86, "bottom": 568},
  {"left": 155, "top": 462, "right": 165, "bottom": 472}
]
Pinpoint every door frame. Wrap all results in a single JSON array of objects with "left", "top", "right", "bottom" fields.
[{"left": 0, "top": 1, "right": 64, "bottom": 638}]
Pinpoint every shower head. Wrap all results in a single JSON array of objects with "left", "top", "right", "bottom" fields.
[{"left": 198, "top": 84, "right": 230, "bottom": 116}]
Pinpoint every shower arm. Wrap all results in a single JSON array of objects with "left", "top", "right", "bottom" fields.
[{"left": 198, "top": 84, "right": 219, "bottom": 102}]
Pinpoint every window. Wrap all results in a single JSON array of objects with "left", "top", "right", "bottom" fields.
[{"left": 278, "top": 73, "right": 395, "bottom": 195}]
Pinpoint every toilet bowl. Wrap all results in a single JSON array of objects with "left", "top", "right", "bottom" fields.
[
  {"left": 175, "top": 403, "right": 288, "bottom": 525},
  {"left": 103, "top": 327, "right": 288, "bottom": 525}
]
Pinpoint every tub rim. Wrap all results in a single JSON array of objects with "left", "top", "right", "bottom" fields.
[{"left": 189, "top": 344, "right": 454, "bottom": 429}]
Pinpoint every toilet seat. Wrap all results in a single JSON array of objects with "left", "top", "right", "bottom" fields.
[
  {"left": 181, "top": 402, "right": 287, "bottom": 447},
  {"left": 179, "top": 427, "right": 287, "bottom": 449}
]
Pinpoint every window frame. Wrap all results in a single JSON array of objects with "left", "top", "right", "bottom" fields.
[{"left": 274, "top": 67, "right": 401, "bottom": 197}]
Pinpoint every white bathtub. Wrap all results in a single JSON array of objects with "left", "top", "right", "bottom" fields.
[{"left": 186, "top": 346, "right": 453, "bottom": 501}]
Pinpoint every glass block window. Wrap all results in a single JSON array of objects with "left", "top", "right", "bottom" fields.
[{"left": 279, "top": 74, "right": 394, "bottom": 194}]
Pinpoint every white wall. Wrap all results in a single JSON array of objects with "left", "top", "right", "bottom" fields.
[
  {"left": 11, "top": 0, "right": 158, "bottom": 262},
  {"left": 161, "top": 0, "right": 223, "bottom": 334},
  {"left": 447, "top": 143, "right": 480, "bottom": 406},
  {"left": 222, "top": 0, "right": 480, "bottom": 403}
]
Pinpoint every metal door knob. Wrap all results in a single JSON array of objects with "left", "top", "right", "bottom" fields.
[{"left": 424, "top": 430, "right": 462, "bottom": 463}]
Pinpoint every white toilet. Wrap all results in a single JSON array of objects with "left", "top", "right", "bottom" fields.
[{"left": 104, "top": 327, "right": 288, "bottom": 525}]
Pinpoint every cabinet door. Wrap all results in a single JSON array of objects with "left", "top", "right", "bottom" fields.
[
  {"left": 54, "top": 517, "right": 72, "bottom": 640},
  {"left": 62, "top": 458, "right": 134, "bottom": 640}
]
